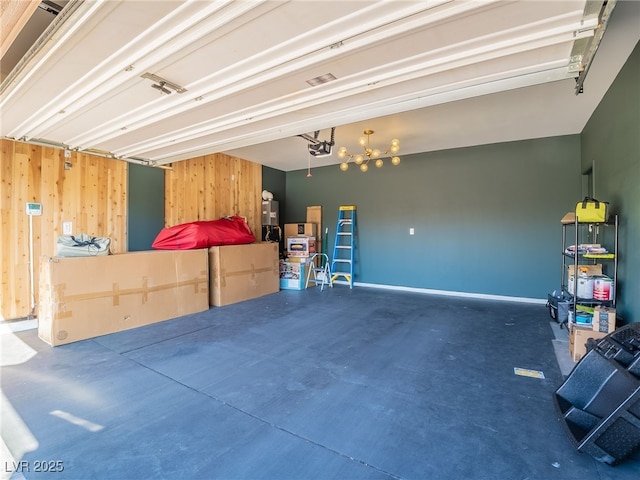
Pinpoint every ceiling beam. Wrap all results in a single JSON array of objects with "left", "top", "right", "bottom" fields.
[{"left": 0, "top": 0, "right": 40, "bottom": 59}]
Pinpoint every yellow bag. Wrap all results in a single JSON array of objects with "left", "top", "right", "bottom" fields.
[{"left": 575, "top": 197, "right": 608, "bottom": 223}]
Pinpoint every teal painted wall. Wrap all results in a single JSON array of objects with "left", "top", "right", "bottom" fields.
[
  {"left": 262, "top": 165, "right": 287, "bottom": 249},
  {"left": 581, "top": 41, "right": 639, "bottom": 324},
  {"left": 262, "top": 165, "right": 286, "bottom": 213},
  {"left": 286, "top": 136, "right": 581, "bottom": 299},
  {"left": 121, "top": 43, "right": 636, "bottom": 317},
  {"left": 127, "top": 163, "right": 165, "bottom": 251}
]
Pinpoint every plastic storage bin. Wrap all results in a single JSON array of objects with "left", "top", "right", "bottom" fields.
[
  {"left": 547, "top": 291, "right": 572, "bottom": 325},
  {"left": 595, "top": 323, "right": 640, "bottom": 376},
  {"left": 554, "top": 324, "right": 640, "bottom": 465}
]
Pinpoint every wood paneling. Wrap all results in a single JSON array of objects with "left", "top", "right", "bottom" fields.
[
  {"left": 0, "top": 140, "right": 127, "bottom": 320},
  {"left": 165, "top": 152, "right": 262, "bottom": 236},
  {"left": 2, "top": 140, "right": 262, "bottom": 321}
]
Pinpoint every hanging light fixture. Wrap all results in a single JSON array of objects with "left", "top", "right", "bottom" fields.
[{"left": 337, "top": 130, "right": 400, "bottom": 172}]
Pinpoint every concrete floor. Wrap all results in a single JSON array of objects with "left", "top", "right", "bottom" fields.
[{"left": 1, "top": 287, "right": 639, "bottom": 479}]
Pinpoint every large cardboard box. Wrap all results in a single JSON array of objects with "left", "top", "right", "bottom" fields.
[
  {"left": 209, "top": 242, "right": 279, "bottom": 307},
  {"left": 38, "top": 249, "right": 209, "bottom": 346},
  {"left": 307, "top": 205, "right": 323, "bottom": 256},
  {"left": 569, "top": 324, "right": 608, "bottom": 362},
  {"left": 306, "top": 206, "right": 322, "bottom": 230}
]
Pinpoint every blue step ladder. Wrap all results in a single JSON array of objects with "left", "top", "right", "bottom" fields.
[{"left": 331, "top": 205, "right": 356, "bottom": 288}]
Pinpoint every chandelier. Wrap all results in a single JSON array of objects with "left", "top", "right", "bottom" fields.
[{"left": 337, "top": 130, "right": 400, "bottom": 172}]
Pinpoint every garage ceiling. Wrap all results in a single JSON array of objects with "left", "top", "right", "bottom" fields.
[{"left": 1, "top": 1, "right": 639, "bottom": 172}]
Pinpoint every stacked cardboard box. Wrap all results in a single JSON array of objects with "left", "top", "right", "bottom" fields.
[
  {"left": 569, "top": 324, "right": 608, "bottom": 362},
  {"left": 592, "top": 306, "right": 616, "bottom": 333},
  {"left": 284, "top": 223, "right": 316, "bottom": 239},
  {"left": 279, "top": 259, "right": 309, "bottom": 290},
  {"left": 567, "top": 306, "right": 616, "bottom": 362},
  {"left": 284, "top": 222, "right": 317, "bottom": 261},
  {"left": 286, "top": 236, "right": 317, "bottom": 257},
  {"left": 283, "top": 206, "right": 323, "bottom": 264}
]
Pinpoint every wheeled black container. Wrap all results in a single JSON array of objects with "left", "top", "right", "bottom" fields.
[
  {"left": 547, "top": 291, "right": 572, "bottom": 326},
  {"left": 554, "top": 323, "right": 640, "bottom": 465}
]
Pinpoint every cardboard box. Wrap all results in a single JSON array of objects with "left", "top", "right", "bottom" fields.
[
  {"left": 286, "top": 236, "right": 316, "bottom": 257},
  {"left": 279, "top": 260, "right": 309, "bottom": 290},
  {"left": 593, "top": 306, "right": 616, "bottom": 333},
  {"left": 284, "top": 223, "right": 316, "bottom": 239},
  {"left": 567, "top": 264, "right": 602, "bottom": 276},
  {"left": 209, "top": 243, "right": 279, "bottom": 307},
  {"left": 561, "top": 212, "right": 575, "bottom": 224},
  {"left": 306, "top": 206, "right": 323, "bottom": 266},
  {"left": 38, "top": 250, "right": 209, "bottom": 346},
  {"left": 284, "top": 256, "right": 309, "bottom": 263},
  {"left": 569, "top": 324, "right": 608, "bottom": 362}
]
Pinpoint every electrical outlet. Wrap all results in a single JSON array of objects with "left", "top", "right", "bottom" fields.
[
  {"left": 409, "top": 227, "right": 415, "bottom": 235},
  {"left": 63, "top": 222, "right": 72, "bottom": 235}
]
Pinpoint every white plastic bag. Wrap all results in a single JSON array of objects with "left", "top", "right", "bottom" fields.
[{"left": 57, "top": 233, "right": 111, "bottom": 257}]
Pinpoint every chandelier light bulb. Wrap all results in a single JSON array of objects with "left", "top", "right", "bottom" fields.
[{"left": 336, "top": 129, "right": 400, "bottom": 173}]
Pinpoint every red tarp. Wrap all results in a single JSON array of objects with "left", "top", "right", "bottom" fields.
[{"left": 152, "top": 216, "right": 256, "bottom": 250}]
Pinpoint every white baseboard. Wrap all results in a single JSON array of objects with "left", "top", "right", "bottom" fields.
[{"left": 332, "top": 280, "right": 547, "bottom": 305}]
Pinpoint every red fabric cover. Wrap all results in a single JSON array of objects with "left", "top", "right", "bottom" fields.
[{"left": 152, "top": 216, "right": 256, "bottom": 250}]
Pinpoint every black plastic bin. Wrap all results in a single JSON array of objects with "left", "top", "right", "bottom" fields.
[
  {"left": 595, "top": 323, "right": 640, "bottom": 376},
  {"left": 554, "top": 324, "right": 640, "bottom": 465},
  {"left": 547, "top": 291, "right": 572, "bottom": 325}
]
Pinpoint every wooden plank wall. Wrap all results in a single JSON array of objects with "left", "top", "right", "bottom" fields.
[
  {"left": 0, "top": 139, "right": 127, "bottom": 320},
  {"left": 1, "top": 141, "right": 262, "bottom": 321},
  {"left": 165, "top": 152, "right": 262, "bottom": 236}
]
